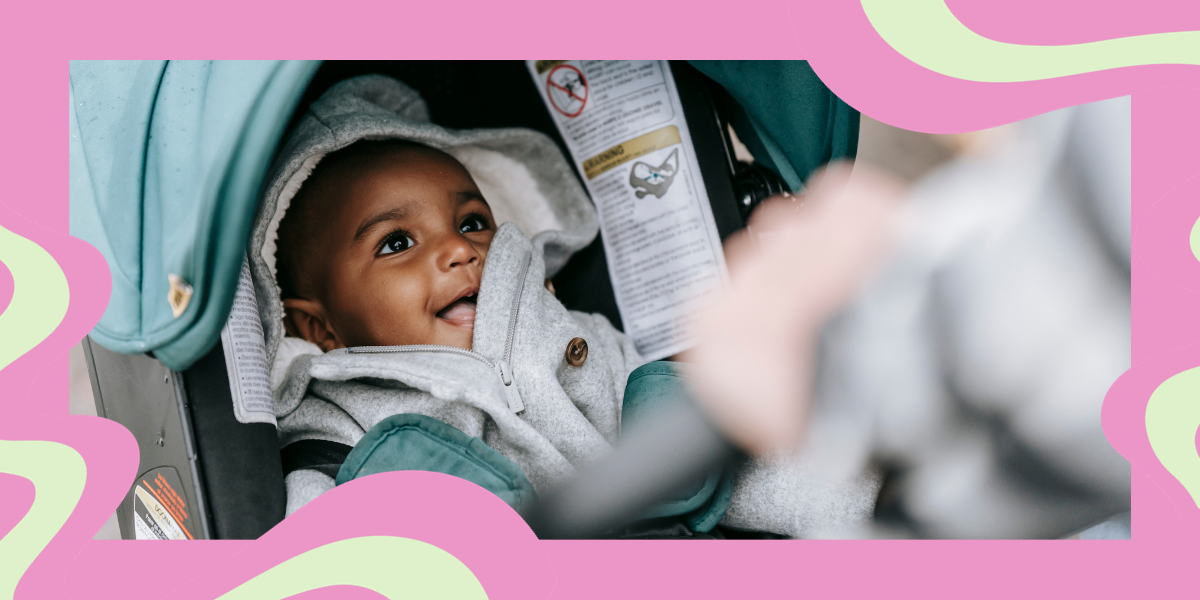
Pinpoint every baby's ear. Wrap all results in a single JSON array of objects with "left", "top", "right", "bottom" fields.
[{"left": 282, "top": 299, "right": 343, "bottom": 352}]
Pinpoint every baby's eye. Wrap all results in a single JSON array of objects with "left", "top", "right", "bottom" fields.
[
  {"left": 460, "top": 215, "right": 489, "bottom": 234},
  {"left": 379, "top": 232, "right": 416, "bottom": 255}
]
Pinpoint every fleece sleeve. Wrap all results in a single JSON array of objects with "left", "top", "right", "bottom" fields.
[{"left": 284, "top": 469, "right": 337, "bottom": 517}]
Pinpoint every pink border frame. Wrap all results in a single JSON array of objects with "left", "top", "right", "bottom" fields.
[{"left": 2, "top": 0, "right": 1199, "bottom": 597}]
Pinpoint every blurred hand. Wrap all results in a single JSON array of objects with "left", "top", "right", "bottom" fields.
[{"left": 685, "top": 163, "right": 904, "bottom": 457}]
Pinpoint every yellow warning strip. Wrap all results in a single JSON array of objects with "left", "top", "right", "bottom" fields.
[{"left": 582, "top": 126, "right": 681, "bottom": 180}]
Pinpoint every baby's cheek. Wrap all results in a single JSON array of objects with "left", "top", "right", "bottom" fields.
[
  {"left": 345, "top": 287, "right": 413, "bottom": 346},
  {"left": 374, "top": 302, "right": 431, "bottom": 346}
]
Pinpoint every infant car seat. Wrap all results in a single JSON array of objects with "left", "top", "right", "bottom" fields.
[{"left": 72, "top": 60, "right": 860, "bottom": 539}]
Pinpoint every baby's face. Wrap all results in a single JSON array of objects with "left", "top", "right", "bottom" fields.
[{"left": 303, "top": 146, "right": 495, "bottom": 350}]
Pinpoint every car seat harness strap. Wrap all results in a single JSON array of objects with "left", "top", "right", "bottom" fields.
[{"left": 281, "top": 439, "right": 353, "bottom": 480}]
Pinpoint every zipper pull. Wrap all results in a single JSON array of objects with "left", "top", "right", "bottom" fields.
[{"left": 496, "top": 360, "right": 524, "bottom": 414}]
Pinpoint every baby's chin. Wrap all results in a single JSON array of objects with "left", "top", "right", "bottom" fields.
[{"left": 432, "top": 317, "right": 475, "bottom": 350}]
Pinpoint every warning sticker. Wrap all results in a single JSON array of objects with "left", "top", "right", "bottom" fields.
[
  {"left": 221, "top": 256, "right": 276, "bottom": 426},
  {"left": 134, "top": 485, "right": 189, "bottom": 540},
  {"left": 546, "top": 64, "right": 588, "bottom": 118},
  {"left": 529, "top": 61, "right": 727, "bottom": 360},
  {"left": 132, "top": 467, "right": 196, "bottom": 540}
]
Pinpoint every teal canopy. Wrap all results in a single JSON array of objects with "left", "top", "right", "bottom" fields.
[
  {"left": 70, "top": 60, "right": 320, "bottom": 369},
  {"left": 69, "top": 60, "right": 857, "bottom": 371}
]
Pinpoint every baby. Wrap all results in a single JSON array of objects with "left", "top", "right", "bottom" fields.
[{"left": 275, "top": 140, "right": 496, "bottom": 352}]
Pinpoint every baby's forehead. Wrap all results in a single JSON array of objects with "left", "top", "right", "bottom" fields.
[
  {"left": 309, "top": 143, "right": 463, "bottom": 199},
  {"left": 302, "top": 143, "right": 483, "bottom": 232},
  {"left": 328, "top": 144, "right": 472, "bottom": 191}
]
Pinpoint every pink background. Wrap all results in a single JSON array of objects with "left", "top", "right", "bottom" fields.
[{"left": 1, "top": 1, "right": 1198, "bottom": 598}]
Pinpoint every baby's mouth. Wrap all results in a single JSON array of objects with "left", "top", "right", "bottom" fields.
[{"left": 436, "top": 293, "right": 477, "bottom": 327}]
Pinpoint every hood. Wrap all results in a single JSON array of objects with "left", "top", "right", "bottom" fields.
[{"left": 247, "top": 74, "right": 598, "bottom": 366}]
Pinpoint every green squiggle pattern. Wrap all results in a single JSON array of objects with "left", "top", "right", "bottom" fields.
[
  {"left": 1190, "top": 215, "right": 1200, "bottom": 263},
  {"left": 1143, "top": 215, "right": 1200, "bottom": 508},
  {"left": 861, "top": 0, "right": 1200, "bottom": 83},
  {"left": 215, "top": 536, "right": 487, "bottom": 600},
  {"left": 0, "top": 441, "right": 87, "bottom": 599},
  {"left": 0, "top": 222, "right": 69, "bottom": 371},
  {"left": 0, "top": 218, "right": 76, "bottom": 597},
  {"left": 1145, "top": 367, "right": 1200, "bottom": 508}
]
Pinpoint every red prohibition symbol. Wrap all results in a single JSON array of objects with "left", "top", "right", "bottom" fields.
[{"left": 546, "top": 64, "right": 588, "bottom": 118}]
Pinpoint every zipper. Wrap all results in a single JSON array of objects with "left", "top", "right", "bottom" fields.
[
  {"left": 504, "top": 251, "right": 533, "bottom": 367},
  {"left": 344, "top": 344, "right": 496, "bottom": 368},
  {"left": 341, "top": 249, "right": 534, "bottom": 414},
  {"left": 495, "top": 250, "right": 533, "bottom": 413}
]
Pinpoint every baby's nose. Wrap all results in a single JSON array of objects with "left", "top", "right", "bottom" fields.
[{"left": 441, "top": 236, "right": 481, "bottom": 269}]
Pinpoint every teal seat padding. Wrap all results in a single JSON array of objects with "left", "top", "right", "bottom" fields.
[
  {"left": 689, "top": 60, "right": 860, "bottom": 194},
  {"left": 336, "top": 413, "right": 537, "bottom": 510},
  {"left": 623, "top": 361, "right": 735, "bottom": 532}
]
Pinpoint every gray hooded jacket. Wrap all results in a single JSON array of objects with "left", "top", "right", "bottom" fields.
[{"left": 250, "top": 75, "right": 879, "bottom": 536}]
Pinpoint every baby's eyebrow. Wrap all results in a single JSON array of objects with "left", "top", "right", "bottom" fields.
[
  {"left": 353, "top": 207, "right": 411, "bottom": 242},
  {"left": 458, "top": 190, "right": 488, "bottom": 206}
]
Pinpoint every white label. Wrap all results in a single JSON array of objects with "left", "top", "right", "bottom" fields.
[
  {"left": 133, "top": 511, "right": 158, "bottom": 540},
  {"left": 221, "top": 257, "right": 277, "bottom": 425},
  {"left": 528, "top": 60, "right": 727, "bottom": 360}
]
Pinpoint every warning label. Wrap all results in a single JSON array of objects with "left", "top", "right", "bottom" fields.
[
  {"left": 132, "top": 469, "right": 195, "bottom": 540},
  {"left": 529, "top": 61, "right": 727, "bottom": 360}
]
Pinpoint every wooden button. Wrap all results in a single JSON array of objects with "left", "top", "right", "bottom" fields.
[{"left": 565, "top": 337, "right": 588, "bottom": 367}]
